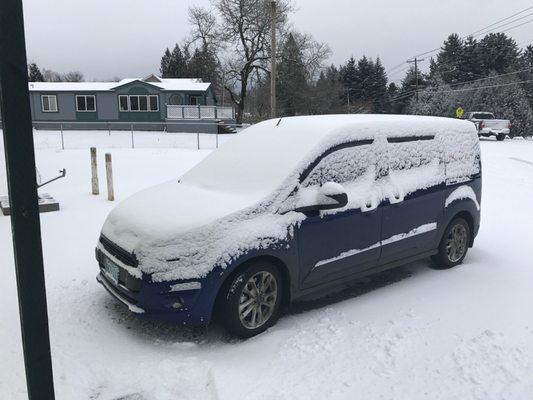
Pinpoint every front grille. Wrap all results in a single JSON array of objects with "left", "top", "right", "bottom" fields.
[{"left": 100, "top": 235, "right": 137, "bottom": 267}]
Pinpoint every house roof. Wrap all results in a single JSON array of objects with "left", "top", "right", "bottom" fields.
[{"left": 28, "top": 76, "right": 211, "bottom": 92}]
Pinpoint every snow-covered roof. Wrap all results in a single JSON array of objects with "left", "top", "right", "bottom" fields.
[
  {"left": 181, "top": 114, "right": 476, "bottom": 196},
  {"left": 28, "top": 76, "right": 210, "bottom": 92}
]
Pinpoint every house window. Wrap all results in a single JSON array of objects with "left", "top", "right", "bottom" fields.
[
  {"left": 149, "top": 95, "right": 159, "bottom": 111},
  {"left": 76, "top": 95, "right": 96, "bottom": 112},
  {"left": 119, "top": 95, "right": 159, "bottom": 112},
  {"left": 119, "top": 95, "right": 129, "bottom": 111},
  {"left": 130, "top": 96, "right": 139, "bottom": 111},
  {"left": 41, "top": 95, "right": 58, "bottom": 112},
  {"left": 189, "top": 95, "right": 202, "bottom": 105}
]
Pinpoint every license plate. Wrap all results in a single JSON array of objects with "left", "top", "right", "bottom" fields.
[{"left": 103, "top": 256, "right": 120, "bottom": 283}]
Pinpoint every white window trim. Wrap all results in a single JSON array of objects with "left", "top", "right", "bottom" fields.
[
  {"left": 41, "top": 95, "right": 58, "bottom": 113},
  {"left": 75, "top": 95, "right": 96, "bottom": 112},
  {"left": 118, "top": 95, "right": 129, "bottom": 112},
  {"left": 149, "top": 95, "right": 159, "bottom": 112},
  {"left": 118, "top": 95, "right": 159, "bottom": 112}
]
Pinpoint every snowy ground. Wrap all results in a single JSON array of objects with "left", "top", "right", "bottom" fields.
[{"left": 1, "top": 131, "right": 533, "bottom": 400}]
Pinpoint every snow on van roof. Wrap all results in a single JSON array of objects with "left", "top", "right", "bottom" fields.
[
  {"left": 28, "top": 78, "right": 210, "bottom": 92},
  {"left": 181, "top": 114, "right": 476, "bottom": 197}
]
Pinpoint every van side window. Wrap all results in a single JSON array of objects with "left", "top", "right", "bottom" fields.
[
  {"left": 384, "top": 138, "right": 440, "bottom": 172},
  {"left": 302, "top": 143, "right": 374, "bottom": 187}
]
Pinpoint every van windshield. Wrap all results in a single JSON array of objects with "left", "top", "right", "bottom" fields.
[{"left": 180, "top": 124, "right": 325, "bottom": 197}]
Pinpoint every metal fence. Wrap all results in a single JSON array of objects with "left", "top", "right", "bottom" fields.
[{"left": 28, "top": 120, "right": 247, "bottom": 151}]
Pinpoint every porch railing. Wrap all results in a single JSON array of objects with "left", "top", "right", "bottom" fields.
[{"left": 167, "top": 105, "right": 234, "bottom": 120}]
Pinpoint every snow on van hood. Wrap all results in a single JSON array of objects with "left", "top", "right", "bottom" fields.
[{"left": 101, "top": 180, "right": 259, "bottom": 252}]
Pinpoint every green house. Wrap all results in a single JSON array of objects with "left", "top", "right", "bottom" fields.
[{"left": 28, "top": 74, "right": 235, "bottom": 133}]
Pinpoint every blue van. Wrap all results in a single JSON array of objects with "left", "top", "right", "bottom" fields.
[{"left": 96, "top": 115, "right": 481, "bottom": 337}]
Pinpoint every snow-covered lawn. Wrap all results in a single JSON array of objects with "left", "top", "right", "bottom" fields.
[{"left": 1, "top": 132, "right": 533, "bottom": 400}]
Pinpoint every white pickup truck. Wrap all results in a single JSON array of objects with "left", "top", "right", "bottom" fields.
[{"left": 464, "top": 111, "right": 511, "bottom": 141}]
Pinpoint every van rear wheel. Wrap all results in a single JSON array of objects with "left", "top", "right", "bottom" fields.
[
  {"left": 431, "top": 218, "right": 471, "bottom": 269},
  {"left": 218, "top": 262, "right": 282, "bottom": 338},
  {"left": 496, "top": 133, "right": 506, "bottom": 141}
]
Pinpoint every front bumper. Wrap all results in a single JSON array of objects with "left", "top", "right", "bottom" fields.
[{"left": 95, "top": 244, "right": 217, "bottom": 326}]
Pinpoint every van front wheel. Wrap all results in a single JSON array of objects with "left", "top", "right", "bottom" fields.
[
  {"left": 219, "top": 262, "right": 282, "bottom": 338},
  {"left": 431, "top": 218, "right": 471, "bottom": 269}
]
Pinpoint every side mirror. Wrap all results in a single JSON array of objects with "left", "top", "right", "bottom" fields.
[
  {"left": 295, "top": 182, "right": 348, "bottom": 213},
  {"left": 318, "top": 182, "right": 348, "bottom": 209}
]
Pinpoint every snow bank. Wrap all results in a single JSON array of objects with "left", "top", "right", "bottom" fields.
[{"left": 101, "top": 115, "right": 480, "bottom": 281}]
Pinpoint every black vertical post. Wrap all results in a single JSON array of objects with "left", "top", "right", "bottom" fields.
[{"left": 0, "top": 1, "right": 55, "bottom": 399}]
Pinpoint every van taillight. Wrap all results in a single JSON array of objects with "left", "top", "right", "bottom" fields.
[
  {"left": 479, "top": 121, "right": 484, "bottom": 129},
  {"left": 508, "top": 121, "right": 512, "bottom": 129}
]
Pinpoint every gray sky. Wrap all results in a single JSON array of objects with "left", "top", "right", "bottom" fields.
[{"left": 22, "top": 0, "right": 533, "bottom": 82}]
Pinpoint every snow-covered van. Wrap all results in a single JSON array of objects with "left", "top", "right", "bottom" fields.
[{"left": 96, "top": 115, "right": 482, "bottom": 337}]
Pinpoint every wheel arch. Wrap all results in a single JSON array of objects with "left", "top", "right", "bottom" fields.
[{"left": 212, "top": 255, "right": 292, "bottom": 319}]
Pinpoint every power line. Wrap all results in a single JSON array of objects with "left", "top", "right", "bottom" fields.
[
  {"left": 390, "top": 77, "right": 533, "bottom": 102},
  {"left": 469, "top": 6, "right": 533, "bottom": 36},
  {"left": 386, "top": 5, "right": 533, "bottom": 76}
]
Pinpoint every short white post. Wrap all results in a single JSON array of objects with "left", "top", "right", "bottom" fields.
[
  {"left": 105, "top": 153, "right": 114, "bottom": 201},
  {"left": 90, "top": 147, "right": 99, "bottom": 195},
  {"left": 197, "top": 130, "right": 200, "bottom": 150},
  {"left": 216, "top": 131, "right": 219, "bottom": 148},
  {"left": 130, "top": 124, "right": 135, "bottom": 149},
  {"left": 107, "top": 122, "right": 111, "bottom": 136}
]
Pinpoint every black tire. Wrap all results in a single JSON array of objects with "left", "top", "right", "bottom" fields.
[
  {"left": 431, "top": 217, "right": 471, "bottom": 269},
  {"left": 218, "top": 261, "right": 283, "bottom": 338},
  {"left": 496, "top": 133, "right": 506, "bottom": 141}
]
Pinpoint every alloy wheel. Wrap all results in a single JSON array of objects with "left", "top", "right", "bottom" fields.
[
  {"left": 238, "top": 271, "right": 278, "bottom": 330},
  {"left": 446, "top": 223, "right": 468, "bottom": 263}
]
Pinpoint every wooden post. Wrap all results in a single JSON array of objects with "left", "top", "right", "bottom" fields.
[
  {"left": 105, "top": 153, "right": 114, "bottom": 201},
  {"left": 90, "top": 147, "right": 99, "bottom": 195}
]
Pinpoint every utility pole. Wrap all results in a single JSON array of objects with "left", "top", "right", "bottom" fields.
[
  {"left": 0, "top": 0, "right": 55, "bottom": 399},
  {"left": 407, "top": 57, "right": 424, "bottom": 102},
  {"left": 270, "top": 0, "right": 277, "bottom": 118}
]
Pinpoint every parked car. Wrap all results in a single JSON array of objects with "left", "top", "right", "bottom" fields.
[
  {"left": 464, "top": 111, "right": 511, "bottom": 141},
  {"left": 96, "top": 115, "right": 482, "bottom": 337}
]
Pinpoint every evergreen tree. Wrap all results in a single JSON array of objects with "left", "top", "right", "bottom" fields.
[
  {"left": 308, "top": 65, "right": 344, "bottom": 114},
  {"left": 160, "top": 48, "right": 173, "bottom": 78},
  {"left": 460, "top": 36, "right": 483, "bottom": 82},
  {"left": 340, "top": 57, "right": 358, "bottom": 106},
  {"left": 160, "top": 44, "right": 190, "bottom": 78},
  {"left": 276, "top": 33, "right": 308, "bottom": 116},
  {"left": 478, "top": 33, "right": 520, "bottom": 74},
  {"left": 370, "top": 57, "right": 388, "bottom": 112},
  {"left": 28, "top": 63, "right": 44, "bottom": 82},
  {"left": 436, "top": 33, "right": 464, "bottom": 84}
]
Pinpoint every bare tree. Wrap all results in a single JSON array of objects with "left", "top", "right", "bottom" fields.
[
  {"left": 42, "top": 68, "right": 62, "bottom": 82},
  {"left": 187, "top": 6, "right": 220, "bottom": 53},
  {"left": 41, "top": 69, "right": 84, "bottom": 82},
  {"left": 216, "top": 0, "right": 292, "bottom": 123},
  {"left": 62, "top": 71, "right": 84, "bottom": 82}
]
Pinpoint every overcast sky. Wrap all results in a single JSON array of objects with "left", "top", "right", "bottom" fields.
[{"left": 22, "top": 0, "right": 533, "bottom": 82}]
